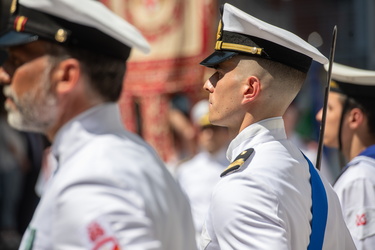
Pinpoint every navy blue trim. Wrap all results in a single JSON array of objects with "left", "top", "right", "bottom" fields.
[
  {"left": 304, "top": 155, "right": 328, "bottom": 250},
  {"left": 359, "top": 144, "right": 375, "bottom": 160}
]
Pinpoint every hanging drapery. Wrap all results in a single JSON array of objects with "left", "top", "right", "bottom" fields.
[{"left": 101, "top": 0, "right": 217, "bottom": 163}]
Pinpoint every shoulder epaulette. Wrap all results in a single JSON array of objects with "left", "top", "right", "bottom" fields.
[{"left": 220, "top": 148, "right": 254, "bottom": 177}]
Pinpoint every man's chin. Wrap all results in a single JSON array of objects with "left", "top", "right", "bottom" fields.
[
  {"left": 7, "top": 114, "right": 45, "bottom": 134},
  {"left": 209, "top": 118, "right": 222, "bottom": 127}
]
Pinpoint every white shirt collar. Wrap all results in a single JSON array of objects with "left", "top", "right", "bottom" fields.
[
  {"left": 226, "top": 117, "right": 286, "bottom": 162},
  {"left": 51, "top": 103, "right": 123, "bottom": 165}
]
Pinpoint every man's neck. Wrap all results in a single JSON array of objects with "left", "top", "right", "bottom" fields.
[{"left": 349, "top": 134, "right": 375, "bottom": 161}]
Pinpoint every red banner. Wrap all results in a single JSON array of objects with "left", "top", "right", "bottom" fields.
[{"left": 101, "top": 0, "right": 217, "bottom": 162}]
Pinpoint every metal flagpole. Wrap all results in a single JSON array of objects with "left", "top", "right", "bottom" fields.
[{"left": 316, "top": 26, "right": 337, "bottom": 171}]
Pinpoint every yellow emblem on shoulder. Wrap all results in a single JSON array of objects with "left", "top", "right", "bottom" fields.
[
  {"left": 221, "top": 148, "right": 254, "bottom": 177},
  {"left": 227, "top": 158, "right": 244, "bottom": 169}
]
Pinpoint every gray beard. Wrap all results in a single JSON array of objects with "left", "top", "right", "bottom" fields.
[{"left": 4, "top": 67, "right": 59, "bottom": 134}]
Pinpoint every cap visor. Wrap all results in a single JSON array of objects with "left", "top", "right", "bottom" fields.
[
  {"left": 0, "top": 31, "right": 39, "bottom": 48},
  {"left": 200, "top": 51, "right": 238, "bottom": 67}
]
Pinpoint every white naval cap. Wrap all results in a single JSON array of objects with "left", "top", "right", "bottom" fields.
[
  {"left": 325, "top": 62, "right": 375, "bottom": 98},
  {"left": 201, "top": 3, "right": 328, "bottom": 73},
  {"left": 0, "top": 0, "right": 150, "bottom": 62}
]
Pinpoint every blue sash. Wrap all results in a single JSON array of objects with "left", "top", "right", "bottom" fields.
[
  {"left": 303, "top": 155, "right": 328, "bottom": 250},
  {"left": 359, "top": 144, "right": 375, "bottom": 159}
]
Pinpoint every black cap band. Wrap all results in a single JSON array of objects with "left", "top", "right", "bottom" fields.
[
  {"left": 201, "top": 31, "right": 312, "bottom": 73},
  {"left": 332, "top": 80, "right": 375, "bottom": 99},
  {"left": 0, "top": 4, "right": 131, "bottom": 61}
]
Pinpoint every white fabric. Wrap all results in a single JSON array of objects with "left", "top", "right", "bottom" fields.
[
  {"left": 325, "top": 62, "right": 375, "bottom": 85},
  {"left": 222, "top": 3, "right": 328, "bottom": 64},
  {"left": 289, "top": 133, "right": 336, "bottom": 184},
  {"left": 334, "top": 155, "right": 375, "bottom": 250},
  {"left": 20, "top": 0, "right": 150, "bottom": 53},
  {"left": 177, "top": 148, "right": 229, "bottom": 235},
  {"left": 19, "top": 103, "right": 197, "bottom": 250},
  {"left": 200, "top": 117, "right": 355, "bottom": 250}
]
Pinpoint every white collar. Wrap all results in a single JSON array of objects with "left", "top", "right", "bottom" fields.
[
  {"left": 51, "top": 103, "right": 123, "bottom": 165},
  {"left": 226, "top": 117, "right": 286, "bottom": 162}
]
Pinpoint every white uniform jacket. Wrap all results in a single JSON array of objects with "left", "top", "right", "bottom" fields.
[
  {"left": 200, "top": 117, "right": 355, "bottom": 250},
  {"left": 334, "top": 146, "right": 375, "bottom": 250},
  {"left": 19, "top": 103, "right": 197, "bottom": 250},
  {"left": 177, "top": 148, "right": 229, "bottom": 234}
]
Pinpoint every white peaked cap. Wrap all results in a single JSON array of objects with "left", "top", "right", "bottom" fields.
[
  {"left": 0, "top": 0, "right": 149, "bottom": 62},
  {"left": 19, "top": 0, "right": 150, "bottom": 53},
  {"left": 325, "top": 62, "right": 375, "bottom": 85},
  {"left": 201, "top": 3, "right": 328, "bottom": 72},
  {"left": 325, "top": 62, "right": 375, "bottom": 98}
]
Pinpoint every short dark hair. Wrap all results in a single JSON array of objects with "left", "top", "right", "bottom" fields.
[
  {"left": 345, "top": 97, "right": 375, "bottom": 137},
  {"left": 253, "top": 57, "right": 307, "bottom": 108},
  {"left": 45, "top": 41, "right": 126, "bottom": 102},
  {"left": 257, "top": 57, "right": 307, "bottom": 91}
]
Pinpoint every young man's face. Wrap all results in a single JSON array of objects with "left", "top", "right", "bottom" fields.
[
  {"left": 0, "top": 41, "right": 59, "bottom": 133},
  {"left": 203, "top": 57, "right": 246, "bottom": 129},
  {"left": 316, "top": 91, "right": 345, "bottom": 148}
]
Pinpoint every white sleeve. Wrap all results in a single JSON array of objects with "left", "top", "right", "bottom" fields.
[
  {"left": 340, "top": 178, "right": 375, "bottom": 249},
  {"left": 208, "top": 176, "right": 289, "bottom": 249},
  {"left": 52, "top": 180, "right": 161, "bottom": 250}
]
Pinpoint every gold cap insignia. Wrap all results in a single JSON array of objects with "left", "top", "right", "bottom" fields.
[
  {"left": 216, "top": 20, "right": 223, "bottom": 40},
  {"left": 330, "top": 80, "right": 339, "bottom": 89},
  {"left": 55, "top": 29, "right": 68, "bottom": 43},
  {"left": 10, "top": 0, "right": 17, "bottom": 14},
  {"left": 14, "top": 16, "right": 27, "bottom": 32}
]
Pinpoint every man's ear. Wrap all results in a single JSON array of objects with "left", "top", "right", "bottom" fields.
[
  {"left": 348, "top": 108, "right": 364, "bottom": 130},
  {"left": 242, "top": 76, "right": 261, "bottom": 105},
  {"left": 52, "top": 58, "right": 81, "bottom": 94}
]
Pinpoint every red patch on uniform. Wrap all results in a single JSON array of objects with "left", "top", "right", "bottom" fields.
[
  {"left": 86, "top": 220, "right": 120, "bottom": 250},
  {"left": 356, "top": 213, "right": 367, "bottom": 226},
  {"left": 93, "top": 237, "right": 120, "bottom": 250},
  {"left": 88, "top": 222, "right": 105, "bottom": 242}
]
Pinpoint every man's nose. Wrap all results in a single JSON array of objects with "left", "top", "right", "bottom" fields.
[
  {"left": 203, "top": 76, "right": 215, "bottom": 93},
  {"left": 0, "top": 67, "right": 11, "bottom": 85}
]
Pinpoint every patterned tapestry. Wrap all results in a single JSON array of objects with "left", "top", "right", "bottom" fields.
[{"left": 100, "top": 0, "right": 218, "bottom": 163}]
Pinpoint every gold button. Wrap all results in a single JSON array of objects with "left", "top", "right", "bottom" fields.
[{"left": 55, "top": 29, "right": 68, "bottom": 43}]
